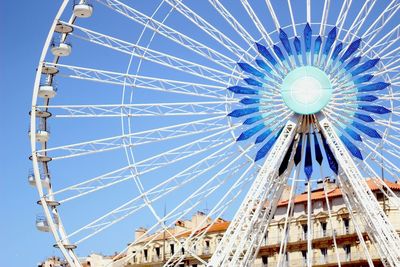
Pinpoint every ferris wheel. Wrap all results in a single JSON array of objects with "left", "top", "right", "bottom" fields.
[{"left": 30, "top": 0, "right": 400, "bottom": 266}]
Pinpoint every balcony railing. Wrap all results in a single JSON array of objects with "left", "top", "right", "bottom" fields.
[
  {"left": 253, "top": 250, "right": 380, "bottom": 267},
  {"left": 264, "top": 225, "right": 363, "bottom": 245}
]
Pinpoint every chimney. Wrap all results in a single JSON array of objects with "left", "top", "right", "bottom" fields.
[{"left": 135, "top": 227, "right": 147, "bottom": 241}]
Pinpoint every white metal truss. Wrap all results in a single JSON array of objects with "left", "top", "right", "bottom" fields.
[
  {"left": 95, "top": 0, "right": 241, "bottom": 71},
  {"left": 67, "top": 22, "right": 240, "bottom": 84},
  {"left": 38, "top": 101, "right": 232, "bottom": 118},
  {"left": 49, "top": 127, "right": 236, "bottom": 203},
  {"left": 318, "top": 114, "right": 400, "bottom": 267},
  {"left": 208, "top": 118, "right": 298, "bottom": 266},
  {"left": 164, "top": 0, "right": 254, "bottom": 62},
  {"left": 36, "top": 116, "right": 228, "bottom": 159}
]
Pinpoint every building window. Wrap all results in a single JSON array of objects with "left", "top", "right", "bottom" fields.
[
  {"left": 302, "top": 224, "right": 308, "bottom": 240},
  {"left": 155, "top": 247, "right": 160, "bottom": 258},
  {"left": 262, "top": 256, "right": 268, "bottom": 266},
  {"left": 321, "top": 222, "right": 327, "bottom": 237},
  {"left": 377, "top": 192, "right": 384, "bottom": 201},
  {"left": 343, "top": 218, "right": 350, "bottom": 234},
  {"left": 321, "top": 248, "right": 327, "bottom": 263},
  {"left": 344, "top": 244, "right": 351, "bottom": 261},
  {"left": 301, "top": 250, "right": 307, "bottom": 264},
  {"left": 170, "top": 244, "right": 175, "bottom": 255},
  {"left": 144, "top": 249, "right": 148, "bottom": 261},
  {"left": 192, "top": 264, "right": 198, "bottom": 267}
]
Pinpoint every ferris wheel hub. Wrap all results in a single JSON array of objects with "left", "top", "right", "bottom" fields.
[{"left": 281, "top": 66, "right": 332, "bottom": 115}]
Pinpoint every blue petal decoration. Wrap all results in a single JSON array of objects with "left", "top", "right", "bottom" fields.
[
  {"left": 352, "top": 121, "right": 381, "bottom": 138},
  {"left": 354, "top": 74, "right": 374, "bottom": 84},
  {"left": 304, "top": 134, "right": 313, "bottom": 179},
  {"left": 294, "top": 133, "right": 303, "bottom": 165},
  {"left": 323, "top": 27, "right": 337, "bottom": 55},
  {"left": 344, "top": 127, "right": 362, "bottom": 141},
  {"left": 321, "top": 134, "right": 339, "bottom": 174},
  {"left": 358, "top": 82, "right": 390, "bottom": 93},
  {"left": 354, "top": 113, "right": 374, "bottom": 122},
  {"left": 340, "top": 135, "right": 363, "bottom": 160},
  {"left": 358, "top": 105, "right": 391, "bottom": 114},
  {"left": 238, "top": 63, "right": 265, "bottom": 78},
  {"left": 237, "top": 123, "right": 265, "bottom": 141},
  {"left": 314, "top": 36, "right": 322, "bottom": 54},
  {"left": 255, "top": 59, "right": 272, "bottom": 73},
  {"left": 304, "top": 23, "right": 312, "bottom": 53},
  {"left": 273, "top": 45, "right": 286, "bottom": 62},
  {"left": 256, "top": 43, "right": 278, "bottom": 66},
  {"left": 351, "top": 58, "right": 380, "bottom": 76},
  {"left": 344, "top": 57, "right": 361, "bottom": 71},
  {"left": 313, "top": 133, "right": 323, "bottom": 165},
  {"left": 293, "top": 37, "right": 302, "bottom": 55},
  {"left": 340, "top": 39, "right": 361, "bottom": 63},
  {"left": 228, "top": 107, "right": 259, "bottom": 117},
  {"left": 244, "top": 115, "right": 263, "bottom": 125},
  {"left": 228, "top": 86, "right": 259, "bottom": 95},
  {"left": 357, "top": 95, "right": 378, "bottom": 102},
  {"left": 331, "top": 43, "right": 343, "bottom": 61},
  {"left": 255, "top": 128, "right": 283, "bottom": 161},
  {"left": 255, "top": 129, "right": 272, "bottom": 144},
  {"left": 279, "top": 29, "right": 293, "bottom": 56},
  {"left": 240, "top": 98, "right": 260, "bottom": 105},
  {"left": 279, "top": 139, "right": 295, "bottom": 176},
  {"left": 244, "top": 78, "right": 263, "bottom": 87}
]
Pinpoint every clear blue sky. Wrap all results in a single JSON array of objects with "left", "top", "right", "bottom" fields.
[
  {"left": 0, "top": 1, "right": 396, "bottom": 266},
  {"left": 0, "top": 1, "right": 62, "bottom": 266}
]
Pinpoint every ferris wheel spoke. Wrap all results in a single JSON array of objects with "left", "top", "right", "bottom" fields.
[
  {"left": 240, "top": 0, "right": 286, "bottom": 72},
  {"left": 117, "top": 144, "right": 255, "bottom": 262},
  {"left": 322, "top": 180, "right": 342, "bottom": 267},
  {"left": 338, "top": 180, "right": 376, "bottom": 266},
  {"left": 265, "top": 0, "right": 280, "bottom": 31},
  {"left": 361, "top": 1, "right": 400, "bottom": 49},
  {"left": 66, "top": 22, "right": 240, "bottom": 84},
  {"left": 51, "top": 127, "right": 237, "bottom": 203},
  {"left": 38, "top": 101, "right": 232, "bottom": 118},
  {"left": 46, "top": 63, "right": 232, "bottom": 100},
  {"left": 64, "top": 141, "right": 238, "bottom": 244},
  {"left": 362, "top": 24, "right": 400, "bottom": 57},
  {"left": 94, "top": 0, "right": 241, "bottom": 72},
  {"left": 356, "top": 159, "right": 400, "bottom": 210},
  {"left": 38, "top": 115, "right": 228, "bottom": 160},
  {"left": 163, "top": 164, "right": 258, "bottom": 266},
  {"left": 164, "top": 0, "right": 254, "bottom": 62},
  {"left": 322, "top": 0, "right": 352, "bottom": 70},
  {"left": 208, "top": 0, "right": 257, "bottom": 50},
  {"left": 319, "top": 116, "right": 400, "bottom": 266},
  {"left": 341, "top": 1, "right": 375, "bottom": 45},
  {"left": 287, "top": 0, "right": 297, "bottom": 36}
]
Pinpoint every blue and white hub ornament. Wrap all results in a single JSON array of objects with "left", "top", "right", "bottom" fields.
[{"left": 228, "top": 23, "right": 391, "bottom": 172}]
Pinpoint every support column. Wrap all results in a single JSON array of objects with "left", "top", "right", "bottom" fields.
[
  {"left": 318, "top": 115, "right": 400, "bottom": 267},
  {"left": 208, "top": 118, "right": 298, "bottom": 267}
]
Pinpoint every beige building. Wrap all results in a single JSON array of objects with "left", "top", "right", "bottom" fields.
[{"left": 124, "top": 178, "right": 400, "bottom": 267}]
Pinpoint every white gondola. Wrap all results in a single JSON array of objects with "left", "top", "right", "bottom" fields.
[
  {"left": 73, "top": 1, "right": 93, "bottom": 18},
  {"left": 51, "top": 42, "right": 71, "bottom": 57},
  {"left": 54, "top": 22, "right": 73, "bottom": 34},
  {"left": 36, "top": 214, "right": 59, "bottom": 232},
  {"left": 41, "top": 64, "right": 59, "bottom": 75},
  {"left": 29, "top": 129, "right": 50, "bottom": 143},
  {"left": 38, "top": 85, "right": 57, "bottom": 98},
  {"left": 28, "top": 173, "right": 51, "bottom": 189}
]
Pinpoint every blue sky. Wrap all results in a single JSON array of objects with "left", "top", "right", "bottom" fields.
[
  {"left": 0, "top": 1, "right": 63, "bottom": 266},
  {"left": 0, "top": 1, "right": 397, "bottom": 266}
]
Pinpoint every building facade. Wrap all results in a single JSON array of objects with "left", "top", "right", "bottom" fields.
[{"left": 124, "top": 178, "right": 400, "bottom": 267}]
